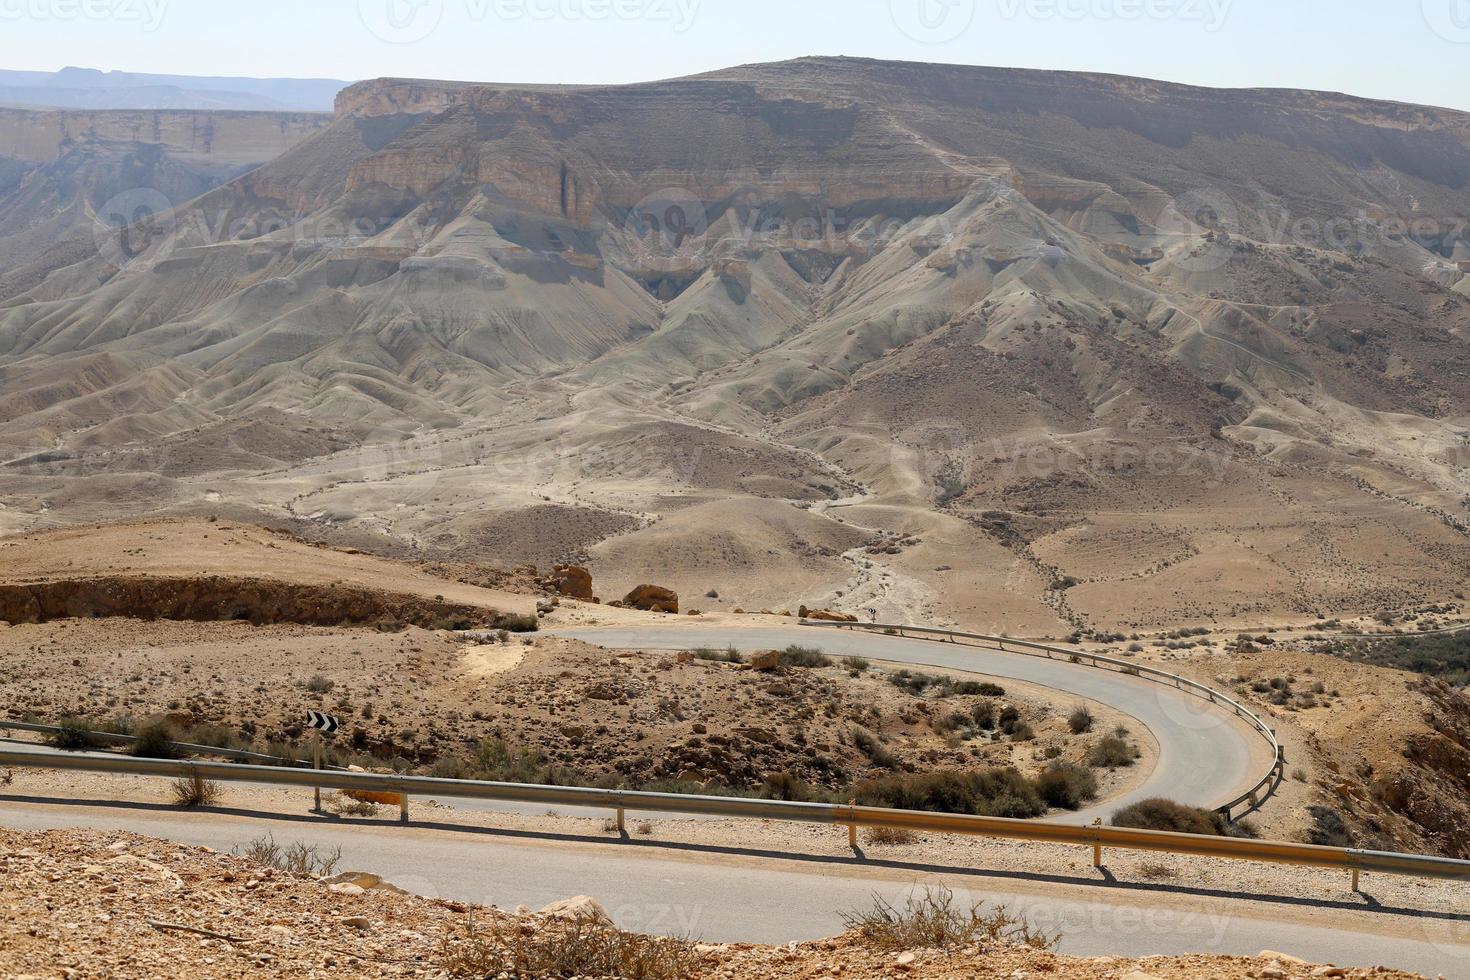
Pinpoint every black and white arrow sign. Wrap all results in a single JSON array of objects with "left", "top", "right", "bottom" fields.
[{"left": 306, "top": 710, "right": 341, "bottom": 735}]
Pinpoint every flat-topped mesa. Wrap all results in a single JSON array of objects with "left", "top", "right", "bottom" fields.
[{"left": 332, "top": 77, "right": 476, "bottom": 118}]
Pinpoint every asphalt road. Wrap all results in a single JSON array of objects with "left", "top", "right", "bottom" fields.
[
  {"left": 561, "top": 625, "right": 1262, "bottom": 823},
  {"left": 3, "top": 798, "right": 1466, "bottom": 975}
]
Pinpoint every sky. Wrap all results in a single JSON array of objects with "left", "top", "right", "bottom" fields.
[{"left": 3, "top": 0, "right": 1470, "bottom": 110}]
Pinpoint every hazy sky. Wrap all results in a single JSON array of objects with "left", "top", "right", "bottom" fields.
[{"left": 5, "top": 0, "right": 1470, "bottom": 110}]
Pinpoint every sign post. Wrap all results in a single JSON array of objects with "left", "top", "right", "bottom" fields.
[{"left": 305, "top": 710, "right": 341, "bottom": 814}]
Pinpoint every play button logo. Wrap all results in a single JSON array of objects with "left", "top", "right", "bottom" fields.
[
  {"left": 1424, "top": 0, "right": 1470, "bottom": 42},
  {"left": 359, "top": 0, "right": 444, "bottom": 44},
  {"left": 891, "top": 0, "right": 976, "bottom": 43}
]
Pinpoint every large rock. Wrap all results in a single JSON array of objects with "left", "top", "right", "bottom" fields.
[
  {"left": 749, "top": 650, "right": 780, "bottom": 671},
  {"left": 799, "top": 605, "right": 857, "bottom": 623},
  {"left": 622, "top": 584, "right": 679, "bottom": 614},
  {"left": 543, "top": 565, "right": 593, "bottom": 601}
]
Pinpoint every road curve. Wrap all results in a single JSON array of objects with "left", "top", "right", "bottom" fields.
[{"left": 560, "top": 626, "right": 1262, "bottom": 823}]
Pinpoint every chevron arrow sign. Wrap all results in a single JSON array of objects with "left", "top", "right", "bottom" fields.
[{"left": 305, "top": 710, "right": 340, "bottom": 735}]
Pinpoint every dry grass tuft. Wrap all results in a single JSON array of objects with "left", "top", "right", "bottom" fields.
[
  {"left": 841, "top": 885, "right": 1058, "bottom": 951},
  {"left": 864, "top": 826, "right": 919, "bottom": 846},
  {"left": 233, "top": 834, "right": 342, "bottom": 876},
  {"left": 440, "top": 918, "right": 703, "bottom": 980},
  {"left": 170, "top": 771, "right": 220, "bottom": 808}
]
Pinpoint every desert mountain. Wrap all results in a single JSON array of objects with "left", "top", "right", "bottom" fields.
[
  {"left": 1, "top": 57, "right": 1467, "bottom": 633},
  {"left": 0, "top": 67, "right": 348, "bottom": 111}
]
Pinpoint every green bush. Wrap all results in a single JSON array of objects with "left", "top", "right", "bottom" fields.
[
  {"left": 1111, "top": 798, "right": 1225, "bottom": 835},
  {"left": 855, "top": 768, "right": 1045, "bottom": 818},
  {"left": 493, "top": 612, "right": 540, "bottom": 633},
  {"left": 778, "top": 645, "right": 832, "bottom": 668},
  {"left": 1034, "top": 764, "right": 1098, "bottom": 810},
  {"left": 48, "top": 717, "right": 98, "bottom": 751},
  {"left": 1088, "top": 735, "right": 1137, "bottom": 768},
  {"left": 130, "top": 722, "right": 179, "bottom": 759}
]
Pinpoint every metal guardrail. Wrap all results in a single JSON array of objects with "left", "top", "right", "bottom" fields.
[
  {"left": 799, "top": 620, "right": 1284, "bottom": 822},
  {"left": 0, "top": 720, "right": 341, "bottom": 770},
  {"left": 2, "top": 749, "right": 1466, "bottom": 890}
]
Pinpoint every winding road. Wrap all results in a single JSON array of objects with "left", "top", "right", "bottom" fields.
[
  {"left": 5, "top": 624, "right": 1469, "bottom": 974},
  {"left": 562, "top": 625, "right": 1264, "bottom": 824}
]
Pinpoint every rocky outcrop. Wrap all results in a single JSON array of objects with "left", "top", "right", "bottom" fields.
[
  {"left": 542, "top": 565, "right": 594, "bottom": 601},
  {"left": 620, "top": 585, "right": 679, "bottom": 614},
  {"left": 0, "top": 576, "right": 525, "bottom": 631},
  {"left": 799, "top": 606, "right": 857, "bottom": 623}
]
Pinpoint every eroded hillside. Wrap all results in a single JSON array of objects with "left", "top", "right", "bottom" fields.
[{"left": 2, "top": 58, "right": 1468, "bottom": 633}]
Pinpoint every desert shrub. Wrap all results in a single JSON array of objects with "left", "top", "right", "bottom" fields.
[
  {"left": 440, "top": 918, "right": 701, "bottom": 980},
  {"left": 932, "top": 711, "right": 971, "bottom": 736},
  {"left": 778, "top": 645, "right": 831, "bottom": 668},
  {"left": 304, "top": 675, "right": 335, "bottom": 695},
  {"left": 1111, "top": 798, "right": 1227, "bottom": 836},
  {"left": 841, "top": 886, "right": 1057, "bottom": 952},
  {"left": 1034, "top": 763, "right": 1097, "bottom": 810},
  {"left": 855, "top": 768, "right": 1045, "bottom": 818},
  {"left": 952, "top": 680, "right": 1006, "bottom": 697},
  {"left": 1066, "top": 706, "right": 1094, "bottom": 734},
  {"left": 1008, "top": 722, "right": 1035, "bottom": 742},
  {"left": 130, "top": 722, "right": 179, "bottom": 759},
  {"left": 692, "top": 646, "right": 743, "bottom": 664},
  {"left": 971, "top": 700, "right": 996, "bottom": 730},
  {"left": 182, "top": 723, "right": 244, "bottom": 751},
  {"left": 843, "top": 655, "right": 871, "bottom": 672},
  {"left": 1088, "top": 735, "right": 1137, "bottom": 768},
  {"left": 170, "top": 771, "right": 220, "bottom": 808},
  {"left": 48, "top": 717, "right": 98, "bottom": 751},
  {"left": 1307, "top": 805, "right": 1354, "bottom": 847},
  {"left": 233, "top": 834, "right": 342, "bottom": 876},
  {"left": 864, "top": 826, "right": 919, "bottom": 846},
  {"left": 851, "top": 726, "right": 898, "bottom": 769},
  {"left": 493, "top": 612, "right": 540, "bottom": 633},
  {"left": 331, "top": 795, "right": 380, "bottom": 817},
  {"left": 1138, "top": 861, "right": 1176, "bottom": 880},
  {"left": 438, "top": 738, "right": 585, "bottom": 786}
]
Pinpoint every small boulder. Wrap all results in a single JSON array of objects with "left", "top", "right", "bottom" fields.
[
  {"left": 749, "top": 650, "right": 780, "bottom": 671},
  {"left": 538, "top": 896, "right": 612, "bottom": 926},
  {"left": 623, "top": 584, "right": 679, "bottom": 614}
]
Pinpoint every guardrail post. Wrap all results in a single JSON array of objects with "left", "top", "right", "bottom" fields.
[
  {"left": 1351, "top": 868, "right": 1360, "bottom": 892},
  {"left": 1093, "top": 843, "right": 1103, "bottom": 868},
  {"left": 400, "top": 794, "right": 409, "bottom": 824},
  {"left": 615, "top": 807, "right": 625, "bottom": 833}
]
